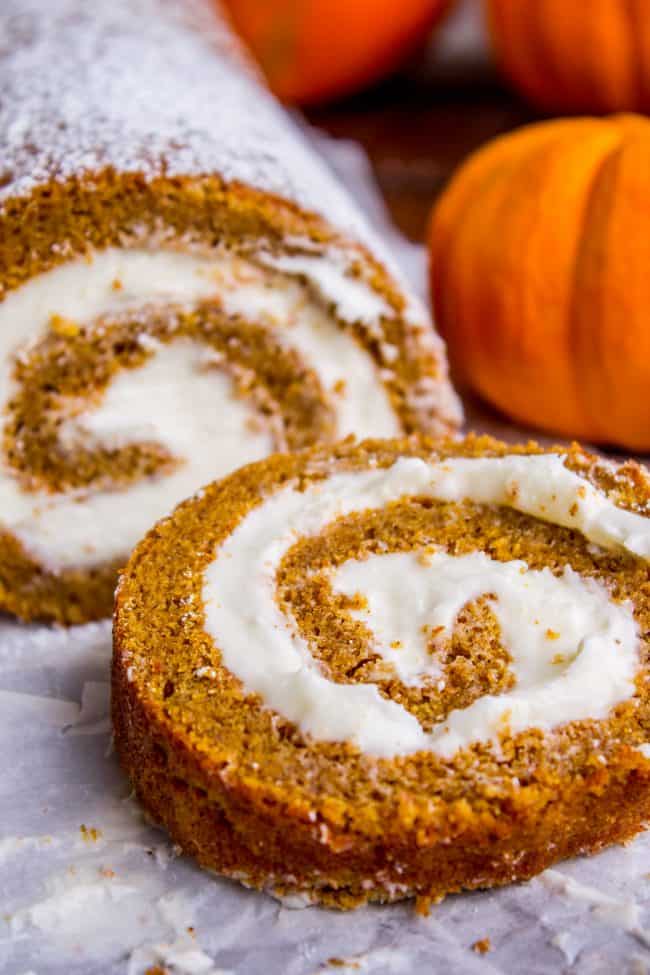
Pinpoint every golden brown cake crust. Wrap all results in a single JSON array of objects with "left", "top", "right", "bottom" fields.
[
  {"left": 0, "top": 530, "right": 120, "bottom": 625},
  {"left": 0, "top": 171, "right": 460, "bottom": 625},
  {"left": 0, "top": 0, "right": 461, "bottom": 624},
  {"left": 0, "top": 0, "right": 462, "bottom": 625},
  {"left": 112, "top": 434, "right": 650, "bottom": 909}
]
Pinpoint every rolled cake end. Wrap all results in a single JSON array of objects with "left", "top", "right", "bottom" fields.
[
  {"left": 113, "top": 434, "right": 650, "bottom": 908},
  {"left": 0, "top": 0, "right": 460, "bottom": 623}
]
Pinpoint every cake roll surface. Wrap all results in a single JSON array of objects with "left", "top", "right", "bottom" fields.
[
  {"left": 113, "top": 434, "right": 650, "bottom": 910},
  {"left": 0, "top": 0, "right": 460, "bottom": 623}
]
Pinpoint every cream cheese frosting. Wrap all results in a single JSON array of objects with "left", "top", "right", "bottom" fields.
[
  {"left": 0, "top": 247, "right": 400, "bottom": 570},
  {"left": 2, "top": 339, "right": 273, "bottom": 571},
  {"left": 203, "top": 454, "right": 647, "bottom": 759}
]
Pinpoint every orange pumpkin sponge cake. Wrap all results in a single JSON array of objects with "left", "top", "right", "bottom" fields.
[
  {"left": 0, "top": 0, "right": 460, "bottom": 625},
  {"left": 113, "top": 435, "right": 650, "bottom": 910}
]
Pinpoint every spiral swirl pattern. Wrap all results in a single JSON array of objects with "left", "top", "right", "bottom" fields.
[
  {"left": 113, "top": 437, "right": 650, "bottom": 908},
  {"left": 0, "top": 246, "right": 418, "bottom": 583}
]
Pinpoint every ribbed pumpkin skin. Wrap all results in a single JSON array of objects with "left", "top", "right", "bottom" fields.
[
  {"left": 221, "top": 0, "right": 452, "bottom": 106},
  {"left": 429, "top": 114, "right": 650, "bottom": 451},
  {"left": 488, "top": 0, "right": 650, "bottom": 114}
]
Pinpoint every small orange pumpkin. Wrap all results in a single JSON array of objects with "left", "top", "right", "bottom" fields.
[
  {"left": 221, "top": 0, "right": 453, "bottom": 105},
  {"left": 429, "top": 114, "right": 650, "bottom": 450},
  {"left": 487, "top": 0, "right": 650, "bottom": 114}
]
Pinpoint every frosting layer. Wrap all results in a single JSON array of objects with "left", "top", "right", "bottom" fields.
[
  {"left": 0, "top": 248, "right": 400, "bottom": 570},
  {"left": 203, "top": 454, "right": 646, "bottom": 759}
]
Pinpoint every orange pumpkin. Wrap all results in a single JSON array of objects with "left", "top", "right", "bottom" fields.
[
  {"left": 488, "top": 0, "right": 650, "bottom": 114},
  {"left": 429, "top": 114, "right": 650, "bottom": 451},
  {"left": 221, "top": 0, "right": 452, "bottom": 105}
]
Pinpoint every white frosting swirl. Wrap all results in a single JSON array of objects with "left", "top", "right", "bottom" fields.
[
  {"left": 203, "top": 454, "right": 647, "bottom": 759},
  {"left": 0, "top": 248, "right": 400, "bottom": 570}
]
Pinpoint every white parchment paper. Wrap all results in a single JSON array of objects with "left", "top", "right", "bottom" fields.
[
  {"left": 1, "top": 120, "right": 649, "bottom": 975},
  {"left": 1, "top": 619, "right": 648, "bottom": 975}
]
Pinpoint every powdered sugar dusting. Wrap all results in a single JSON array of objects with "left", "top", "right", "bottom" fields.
[
  {"left": 0, "top": 0, "right": 460, "bottom": 431},
  {"left": 0, "top": 0, "right": 388, "bottom": 259}
]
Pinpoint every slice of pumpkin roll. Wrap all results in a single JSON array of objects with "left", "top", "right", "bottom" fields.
[
  {"left": 0, "top": 0, "right": 460, "bottom": 624},
  {"left": 113, "top": 434, "right": 650, "bottom": 911}
]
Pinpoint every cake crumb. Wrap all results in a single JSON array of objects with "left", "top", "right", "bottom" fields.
[
  {"left": 49, "top": 313, "right": 80, "bottom": 337},
  {"left": 80, "top": 823, "right": 102, "bottom": 842},
  {"left": 472, "top": 937, "right": 491, "bottom": 954},
  {"left": 415, "top": 894, "right": 433, "bottom": 916}
]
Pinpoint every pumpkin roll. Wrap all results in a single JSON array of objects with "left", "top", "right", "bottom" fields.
[
  {"left": 113, "top": 435, "right": 650, "bottom": 910},
  {"left": 0, "top": 0, "right": 460, "bottom": 624}
]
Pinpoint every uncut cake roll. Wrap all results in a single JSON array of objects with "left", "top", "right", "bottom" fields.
[
  {"left": 0, "top": 0, "right": 460, "bottom": 624},
  {"left": 114, "top": 435, "right": 650, "bottom": 910}
]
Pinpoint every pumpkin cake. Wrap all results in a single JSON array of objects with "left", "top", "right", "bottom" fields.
[
  {"left": 0, "top": 0, "right": 460, "bottom": 625},
  {"left": 113, "top": 434, "right": 650, "bottom": 910}
]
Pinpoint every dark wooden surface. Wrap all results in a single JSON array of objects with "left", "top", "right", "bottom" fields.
[{"left": 308, "top": 70, "right": 538, "bottom": 243}]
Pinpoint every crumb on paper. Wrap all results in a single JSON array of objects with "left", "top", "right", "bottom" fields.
[
  {"left": 472, "top": 937, "right": 491, "bottom": 954},
  {"left": 415, "top": 893, "right": 433, "bottom": 916},
  {"left": 80, "top": 823, "right": 102, "bottom": 842}
]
